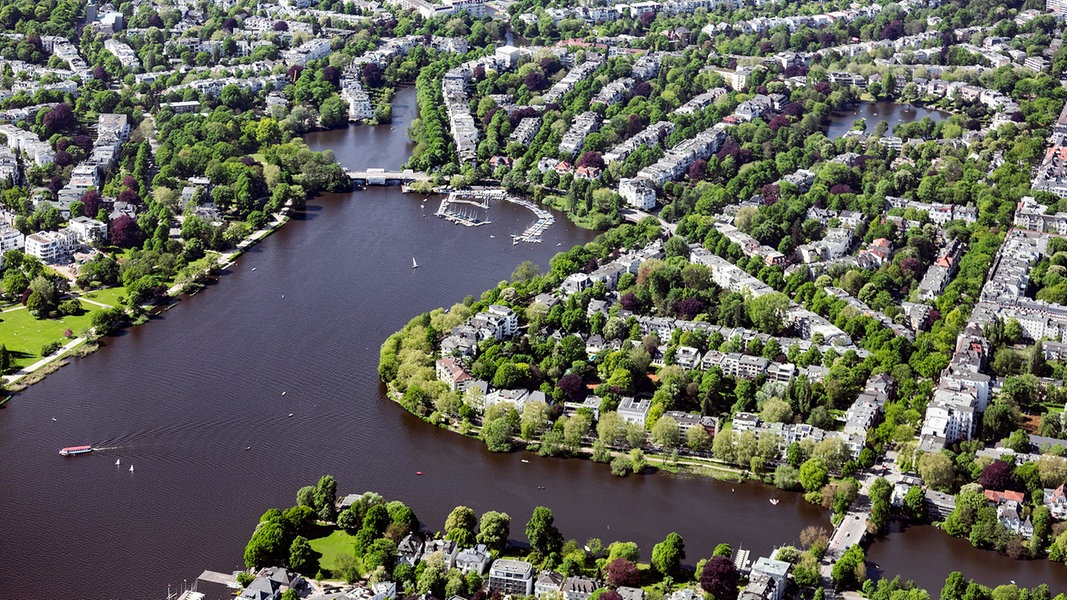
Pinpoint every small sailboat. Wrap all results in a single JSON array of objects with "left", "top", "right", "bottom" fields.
[
  {"left": 412, "top": 257, "right": 419, "bottom": 269},
  {"left": 115, "top": 459, "right": 121, "bottom": 466},
  {"left": 129, "top": 465, "right": 134, "bottom": 472}
]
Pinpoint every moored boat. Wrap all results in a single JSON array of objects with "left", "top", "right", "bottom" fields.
[{"left": 59, "top": 445, "right": 93, "bottom": 456}]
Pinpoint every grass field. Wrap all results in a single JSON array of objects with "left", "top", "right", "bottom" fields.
[
  {"left": 82, "top": 287, "right": 126, "bottom": 307},
  {"left": 309, "top": 529, "right": 362, "bottom": 574},
  {"left": 0, "top": 305, "right": 95, "bottom": 369}
]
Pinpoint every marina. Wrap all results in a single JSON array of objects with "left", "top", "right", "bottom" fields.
[
  {"left": 434, "top": 189, "right": 555, "bottom": 243},
  {"left": 506, "top": 196, "right": 555, "bottom": 244},
  {"left": 433, "top": 190, "right": 498, "bottom": 227}
]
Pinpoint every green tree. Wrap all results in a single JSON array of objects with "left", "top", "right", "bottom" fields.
[
  {"left": 482, "top": 417, "right": 515, "bottom": 452},
  {"left": 686, "top": 425, "right": 710, "bottom": 451},
  {"left": 288, "top": 536, "right": 317, "bottom": 576},
  {"left": 745, "top": 292, "right": 789, "bottom": 335},
  {"left": 831, "top": 545, "right": 866, "bottom": 589},
  {"left": 651, "top": 415, "right": 680, "bottom": 449},
  {"left": 525, "top": 506, "right": 563, "bottom": 555},
  {"left": 607, "top": 541, "right": 640, "bottom": 562},
  {"left": 799, "top": 458, "right": 829, "bottom": 492},
  {"left": 651, "top": 532, "right": 685, "bottom": 577},
  {"left": 244, "top": 521, "right": 288, "bottom": 570},
  {"left": 477, "top": 511, "right": 510, "bottom": 551},
  {"left": 868, "top": 477, "right": 892, "bottom": 532},
  {"left": 918, "top": 452, "right": 956, "bottom": 492},
  {"left": 319, "top": 95, "right": 349, "bottom": 129},
  {"left": 445, "top": 506, "right": 477, "bottom": 547}
]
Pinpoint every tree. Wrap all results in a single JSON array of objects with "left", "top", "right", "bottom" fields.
[
  {"left": 445, "top": 506, "right": 477, "bottom": 546},
  {"left": 482, "top": 418, "right": 515, "bottom": 452},
  {"left": 607, "top": 541, "right": 640, "bottom": 562},
  {"left": 320, "top": 95, "right": 348, "bottom": 129},
  {"left": 983, "top": 402, "right": 1016, "bottom": 441},
  {"left": 868, "top": 478, "right": 891, "bottom": 532},
  {"left": 831, "top": 545, "right": 866, "bottom": 589},
  {"left": 687, "top": 425, "right": 710, "bottom": 452},
  {"left": 918, "top": 452, "right": 956, "bottom": 492},
  {"left": 978, "top": 460, "right": 1018, "bottom": 491},
  {"left": 477, "top": 511, "right": 510, "bottom": 551},
  {"left": 651, "top": 532, "right": 685, "bottom": 577},
  {"left": 699, "top": 556, "right": 738, "bottom": 600},
  {"left": 244, "top": 521, "right": 288, "bottom": 570},
  {"left": 525, "top": 506, "right": 563, "bottom": 555},
  {"left": 288, "top": 536, "right": 318, "bottom": 575},
  {"left": 651, "top": 416, "right": 680, "bottom": 449},
  {"left": 605, "top": 558, "right": 640, "bottom": 587},
  {"left": 746, "top": 292, "right": 789, "bottom": 334},
  {"left": 109, "top": 215, "right": 141, "bottom": 248},
  {"left": 317, "top": 475, "right": 337, "bottom": 521},
  {"left": 799, "top": 458, "right": 829, "bottom": 492},
  {"left": 903, "top": 486, "right": 926, "bottom": 521}
]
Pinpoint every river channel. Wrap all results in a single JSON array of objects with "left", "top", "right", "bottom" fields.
[{"left": 0, "top": 88, "right": 1061, "bottom": 598}]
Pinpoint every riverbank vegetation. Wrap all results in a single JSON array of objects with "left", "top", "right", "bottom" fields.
[{"left": 242, "top": 477, "right": 1065, "bottom": 600}]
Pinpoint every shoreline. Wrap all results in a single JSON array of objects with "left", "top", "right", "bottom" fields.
[
  {"left": 382, "top": 382, "right": 751, "bottom": 483},
  {"left": 1, "top": 204, "right": 295, "bottom": 395}
]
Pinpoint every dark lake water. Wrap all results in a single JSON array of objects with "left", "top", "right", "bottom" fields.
[
  {"left": 0, "top": 88, "right": 1061, "bottom": 598},
  {"left": 823, "top": 100, "right": 948, "bottom": 139}
]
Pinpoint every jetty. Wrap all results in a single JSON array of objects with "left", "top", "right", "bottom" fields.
[
  {"left": 434, "top": 190, "right": 500, "bottom": 227},
  {"left": 347, "top": 168, "right": 431, "bottom": 185},
  {"left": 507, "top": 196, "right": 554, "bottom": 244}
]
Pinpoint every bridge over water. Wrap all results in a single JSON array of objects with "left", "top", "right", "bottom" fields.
[{"left": 347, "top": 168, "right": 431, "bottom": 185}]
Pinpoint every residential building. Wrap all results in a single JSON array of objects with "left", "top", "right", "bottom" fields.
[
  {"left": 617, "top": 397, "right": 652, "bottom": 427},
  {"left": 561, "top": 576, "right": 599, "bottom": 600},
  {"left": 488, "top": 560, "right": 535, "bottom": 596},
  {"left": 1044, "top": 484, "right": 1067, "bottom": 520},
  {"left": 0, "top": 225, "right": 25, "bottom": 253},
  {"left": 484, "top": 388, "right": 547, "bottom": 413},
  {"left": 423, "top": 539, "right": 459, "bottom": 569},
  {"left": 619, "top": 177, "right": 657, "bottom": 210},
  {"left": 455, "top": 544, "right": 492, "bottom": 575},
  {"left": 68, "top": 216, "right": 108, "bottom": 245},
  {"left": 23, "top": 229, "right": 76, "bottom": 263},
  {"left": 436, "top": 357, "right": 476, "bottom": 392},
  {"left": 740, "top": 557, "right": 790, "bottom": 600},
  {"left": 559, "top": 111, "right": 601, "bottom": 157},
  {"left": 535, "top": 571, "right": 565, "bottom": 597}
]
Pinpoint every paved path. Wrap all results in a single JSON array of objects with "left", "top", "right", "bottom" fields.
[
  {"left": 2, "top": 336, "right": 85, "bottom": 385},
  {"left": 78, "top": 297, "right": 112, "bottom": 309},
  {"left": 5, "top": 207, "right": 292, "bottom": 389}
]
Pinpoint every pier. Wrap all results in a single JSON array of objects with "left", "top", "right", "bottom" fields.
[
  {"left": 347, "top": 168, "right": 431, "bottom": 185},
  {"left": 506, "top": 196, "right": 554, "bottom": 244},
  {"left": 432, "top": 189, "right": 555, "bottom": 243},
  {"left": 434, "top": 190, "right": 499, "bottom": 227}
]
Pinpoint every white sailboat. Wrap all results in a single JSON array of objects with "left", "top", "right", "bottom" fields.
[
  {"left": 129, "top": 465, "right": 134, "bottom": 472},
  {"left": 115, "top": 459, "right": 120, "bottom": 466},
  {"left": 412, "top": 257, "right": 419, "bottom": 269}
]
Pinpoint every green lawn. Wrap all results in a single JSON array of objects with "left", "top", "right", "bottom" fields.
[
  {"left": 309, "top": 529, "right": 362, "bottom": 574},
  {"left": 0, "top": 305, "right": 96, "bottom": 369},
  {"left": 82, "top": 287, "right": 126, "bottom": 307}
]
